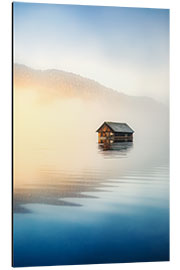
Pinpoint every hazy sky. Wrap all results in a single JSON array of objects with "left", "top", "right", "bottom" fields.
[{"left": 13, "top": 2, "right": 169, "bottom": 104}]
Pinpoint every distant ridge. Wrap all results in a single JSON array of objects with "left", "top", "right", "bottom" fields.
[
  {"left": 14, "top": 63, "right": 163, "bottom": 106},
  {"left": 14, "top": 63, "right": 168, "bottom": 137}
]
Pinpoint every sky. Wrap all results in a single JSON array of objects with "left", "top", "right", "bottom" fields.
[{"left": 13, "top": 2, "right": 169, "bottom": 104}]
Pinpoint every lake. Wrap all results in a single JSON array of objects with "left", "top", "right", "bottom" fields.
[{"left": 13, "top": 132, "right": 169, "bottom": 267}]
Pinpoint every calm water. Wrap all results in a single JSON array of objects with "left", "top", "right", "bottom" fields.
[{"left": 13, "top": 135, "right": 169, "bottom": 267}]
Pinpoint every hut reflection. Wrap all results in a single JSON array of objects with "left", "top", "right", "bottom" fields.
[{"left": 98, "top": 140, "right": 133, "bottom": 157}]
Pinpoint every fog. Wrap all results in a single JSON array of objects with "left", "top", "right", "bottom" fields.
[{"left": 14, "top": 64, "right": 169, "bottom": 193}]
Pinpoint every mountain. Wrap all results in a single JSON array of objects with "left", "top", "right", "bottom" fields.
[
  {"left": 14, "top": 63, "right": 129, "bottom": 101},
  {"left": 14, "top": 64, "right": 164, "bottom": 104},
  {"left": 14, "top": 63, "right": 169, "bottom": 139}
]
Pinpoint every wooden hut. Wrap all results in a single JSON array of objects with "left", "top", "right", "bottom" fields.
[{"left": 96, "top": 122, "right": 134, "bottom": 143}]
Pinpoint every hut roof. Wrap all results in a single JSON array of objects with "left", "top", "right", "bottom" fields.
[{"left": 96, "top": 122, "right": 134, "bottom": 133}]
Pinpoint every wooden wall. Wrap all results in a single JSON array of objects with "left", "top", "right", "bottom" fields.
[{"left": 98, "top": 124, "right": 133, "bottom": 143}]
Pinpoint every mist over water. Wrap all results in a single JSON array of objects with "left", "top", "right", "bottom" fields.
[{"left": 13, "top": 66, "right": 169, "bottom": 267}]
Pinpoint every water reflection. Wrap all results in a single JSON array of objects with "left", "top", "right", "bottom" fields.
[
  {"left": 14, "top": 171, "right": 105, "bottom": 213},
  {"left": 98, "top": 141, "right": 133, "bottom": 157},
  {"left": 14, "top": 142, "right": 134, "bottom": 213}
]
